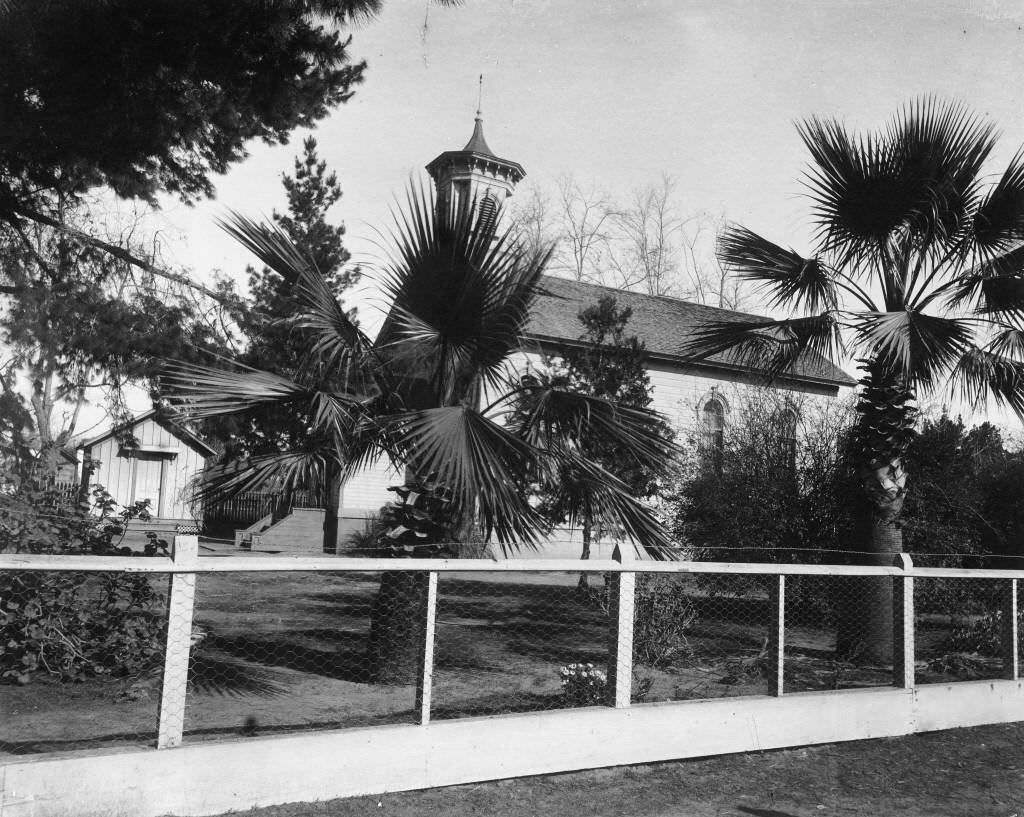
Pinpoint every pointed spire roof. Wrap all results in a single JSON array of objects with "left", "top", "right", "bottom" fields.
[
  {"left": 462, "top": 113, "right": 493, "bottom": 156},
  {"left": 425, "top": 109, "right": 525, "bottom": 187}
]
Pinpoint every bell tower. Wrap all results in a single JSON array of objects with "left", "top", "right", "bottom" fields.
[{"left": 425, "top": 90, "right": 525, "bottom": 227}]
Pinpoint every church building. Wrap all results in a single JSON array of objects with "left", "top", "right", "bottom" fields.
[{"left": 342, "top": 113, "right": 855, "bottom": 557}]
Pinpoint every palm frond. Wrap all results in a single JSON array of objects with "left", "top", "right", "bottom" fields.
[
  {"left": 161, "top": 360, "right": 311, "bottom": 420},
  {"left": 798, "top": 97, "right": 994, "bottom": 267},
  {"left": 376, "top": 181, "right": 553, "bottom": 403},
  {"left": 891, "top": 97, "right": 994, "bottom": 248},
  {"left": 987, "top": 325, "right": 1024, "bottom": 359},
  {"left": 717, "top": 225, "right": 838, "bottom": 313},
  {"left": 547, "top": 453, "right": 677, "bottom": 559},
  {"left": 290, "top": 262, "right": 376, "bottom": 379},
  {"left": 941, "top": 245, "right": 1024, "bottom": 312},
  {"left": 507, "top": 385, "right": 679, "bottom": 466},
  {"left": 218, "top": 212, "right": 314, "bottom": 287},
  {"left": 680, "top": 313, "right": 843, "bottom": 381},
  {"left": 971, "top": 150, "right": 1024, "bottom": 255},
  {"left": 950, "top": 346, "right": 1024, "bottom": 417},
  {"left": 192, "top": 450, "right": 338, "bottom": 504},
  {"left": 382, "top": 406, "right": 545, "bottom": 547},
  {"left": 852, "top": 310, "right": 973, "bottom": 388}
]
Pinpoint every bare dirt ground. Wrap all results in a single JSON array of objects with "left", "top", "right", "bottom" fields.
[{"left": 207, "top": 722, "right": 1024, "bottom": 817}]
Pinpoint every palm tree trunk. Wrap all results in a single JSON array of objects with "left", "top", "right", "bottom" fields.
[
  {"left": 368, "top": 474, "right": 454, "bottom": 684},
  {"left": 368, "top": 570, "right": 431, "bottom": 684},
  {"left": 836, "top": 458, "right": 908, "bottom": 663},
  {"left": 836, "top": 366, "right": 914, "bottom": 664},
  {"left": 577, "top": 515, "right": 592, "bottom": 591}
]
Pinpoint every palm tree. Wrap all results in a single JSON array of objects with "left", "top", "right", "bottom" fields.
[
  {"left": 681, "top": 99, "right": 1024, "bottom": 663},
  {"left": 163, "top": 184, "right": 680, "bottom": 681}
]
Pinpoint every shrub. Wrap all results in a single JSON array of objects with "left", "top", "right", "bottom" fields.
[
  {"left": 0, "top": 473, "right": 169, "bottom": 684},
  {"left": 945, "top": 609, "right": 1024, "bottom": 657},
  {"left": 559, "top": 662, "right": 607, "bottom": 706},
  {"left": 632, "top": 574, "right": 698, "bottom": 668}
]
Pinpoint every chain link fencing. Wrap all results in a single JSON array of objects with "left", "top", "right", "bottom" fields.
[{"left": 2, "top": 550, "right": 1022, "bottom": 759}]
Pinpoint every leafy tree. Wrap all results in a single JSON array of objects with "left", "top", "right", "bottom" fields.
[
  {"left": 0, "top": 0, "right": 372, "bottom": 301},
  {"left": 682, "top": 99, "right": 1024, "bottom": 662},
  {"left": 901, "top": 413, "right": 1006, "bottom": 564},
  {"left": 517, "top": 296, "right": 674, "bottom": 577},
  {"left": 669, "top": 392, "right": 857, "bottom": 616},
  {"left": 162, "top": 188, "right": 681, "bottom": 681},
  {"left": 0, "top": 195, "right": 225, "bottom": 475}
]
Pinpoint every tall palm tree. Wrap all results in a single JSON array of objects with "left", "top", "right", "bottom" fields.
[
  {"left": 163, "top": 185, "right": 680, "bottom": 680},
  {"left": 681, "top": 99, "right": 1024, "bottom": 662}
]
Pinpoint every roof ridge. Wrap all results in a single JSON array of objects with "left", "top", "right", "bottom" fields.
[{"left": 539, "top": 274, "right": 765, "bottom": 320}]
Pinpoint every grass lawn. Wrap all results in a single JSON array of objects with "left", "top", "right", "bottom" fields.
[
  {"left": 203, "top": 722, "right": 1024, "bottom": 817},
  {"left": 0, "top": 569, "right": 1010, "bottom": 755}
]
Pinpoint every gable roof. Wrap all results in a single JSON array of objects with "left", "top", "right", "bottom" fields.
[
  {"left": 525, "top": 276, "right": 856, "bottom": 388},
  {"left": 78, "top": 409, "right": 217, "bottom": 457}
]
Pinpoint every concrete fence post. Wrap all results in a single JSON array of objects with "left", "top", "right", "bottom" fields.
[
  {"left": 157, "top": 535, "right": 199, "bottom": 749},
  {"left": 415, "top": 571, "right": 439, "bottom": 725},
  {"left": 605, "top": 545, "right": 636, "bottom": 709},
  {"left": 767, "top": 575, "right": 785, "bottom": 697},
  {"left": 1002, "top": 578, "right": 1019, "bottom": 681},
  {"left": 892, "top": 553, "right": 915, "bottom": 690}
]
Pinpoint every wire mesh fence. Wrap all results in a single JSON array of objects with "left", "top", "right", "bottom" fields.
[
  {"left": 432, "top": 571, "right": 611, "bottom": 718},
  {"left": 629, "top": 572, "right": 775, "bottom": 703},
  {"left": 783, "top": 575, "right": 895, "bottom": 693},
  {"left": 914, "top": 576, "right": 1013, "bottom": 684},
  {"left": 1, "top": 550, "right": 1022, "bottom": 759},
  {"left": 0, "top": 570, "right": 172, "bottom": 756},
  {"left": 182, "top": 571, "right": 417, "bottom": 742}
]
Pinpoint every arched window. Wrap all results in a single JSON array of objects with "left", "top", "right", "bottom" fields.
[
  {"left": 701, "top": 397, "right": 726, "bottom": 464},
  {"left": 777, "top": 407, "right": 798, "bottom": 473}
]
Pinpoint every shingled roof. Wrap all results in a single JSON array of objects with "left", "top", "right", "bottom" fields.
[{"left": 525, "top": 276, "right": 855, "bottom": 388}]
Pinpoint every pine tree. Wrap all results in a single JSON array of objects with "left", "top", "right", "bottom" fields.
[
  {"left": 518, "top": 296, "right": 675, "bottom": 572},
  {"left": 206, "top": 139, "right": 359, "bottom": 538}
]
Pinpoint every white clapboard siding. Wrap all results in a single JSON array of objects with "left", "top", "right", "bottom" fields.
[{"left": 86, "top": 416, "right": 209, "bottom": 521}]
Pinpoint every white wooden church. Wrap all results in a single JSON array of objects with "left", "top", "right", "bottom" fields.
[{"left": 329, "top": 113, "right": 855, "bottom": 558}]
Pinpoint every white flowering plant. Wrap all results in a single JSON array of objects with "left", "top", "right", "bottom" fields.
[{"left": 559, "top": 662, "right": 607, "bottom": 706}]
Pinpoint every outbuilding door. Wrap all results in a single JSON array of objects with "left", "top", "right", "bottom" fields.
[{"left": 131, "top": 452, "right": 167, "bottom": 517}]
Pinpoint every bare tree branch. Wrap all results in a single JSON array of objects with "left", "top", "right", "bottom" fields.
[{"left": 5, "top": 203, "right": 229, "bottom": 304}]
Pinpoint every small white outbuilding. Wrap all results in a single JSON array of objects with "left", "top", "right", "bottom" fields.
[{"left": 78, "top": 409, "right": 214, "bottom": 525}]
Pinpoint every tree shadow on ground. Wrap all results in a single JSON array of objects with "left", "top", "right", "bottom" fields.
[{"left": 207, "top": 632, "right": 374, "bottom": 683}]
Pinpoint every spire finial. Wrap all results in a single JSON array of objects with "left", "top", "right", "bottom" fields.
[{"left": 476, "top": 74, "right": 483, "bottom": 120}]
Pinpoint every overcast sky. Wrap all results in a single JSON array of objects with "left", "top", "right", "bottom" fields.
[{"left": 135, "top": 0, "right": 1024, "bottom": 428}]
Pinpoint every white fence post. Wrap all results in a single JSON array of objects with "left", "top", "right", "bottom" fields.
[
  {"left": 415, "top": 571, "right": 439, "bottom": 725},
  {"left": 892, "top": 553, "right": 915, "bottom": 689},
  {"left": 605, "top": 545, "right": 635, "bottom": 709},
  {"left": 157, "top": 535, "right": 199, "bottom": 749},
  {"left": 766, "top": 575, "right": 785, "bottom": 697},
  {"left": 1003, "top": 578, "right": 1019, "bottom": 682}
]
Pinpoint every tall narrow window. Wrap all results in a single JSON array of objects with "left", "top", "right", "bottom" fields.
[
  {"left": 477, "top": 191, "right": 498, "bottom": 234},
  {"left": 702, "top": 397, "right": 725, "bottom": 465},
  {"left": 778, "top": 407, "right": 798, "bottom": 474}
]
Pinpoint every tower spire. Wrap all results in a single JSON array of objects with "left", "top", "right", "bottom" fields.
[
  {"left": 425, "top": 80, "right": 525, "bottom": 219},
  {"left": 463, "top": 75, "right": 491, "bottom": 155}
]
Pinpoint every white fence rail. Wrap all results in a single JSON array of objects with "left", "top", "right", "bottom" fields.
[{"left": 2, "top": 536, "right": 1024, "bottom": 817}]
